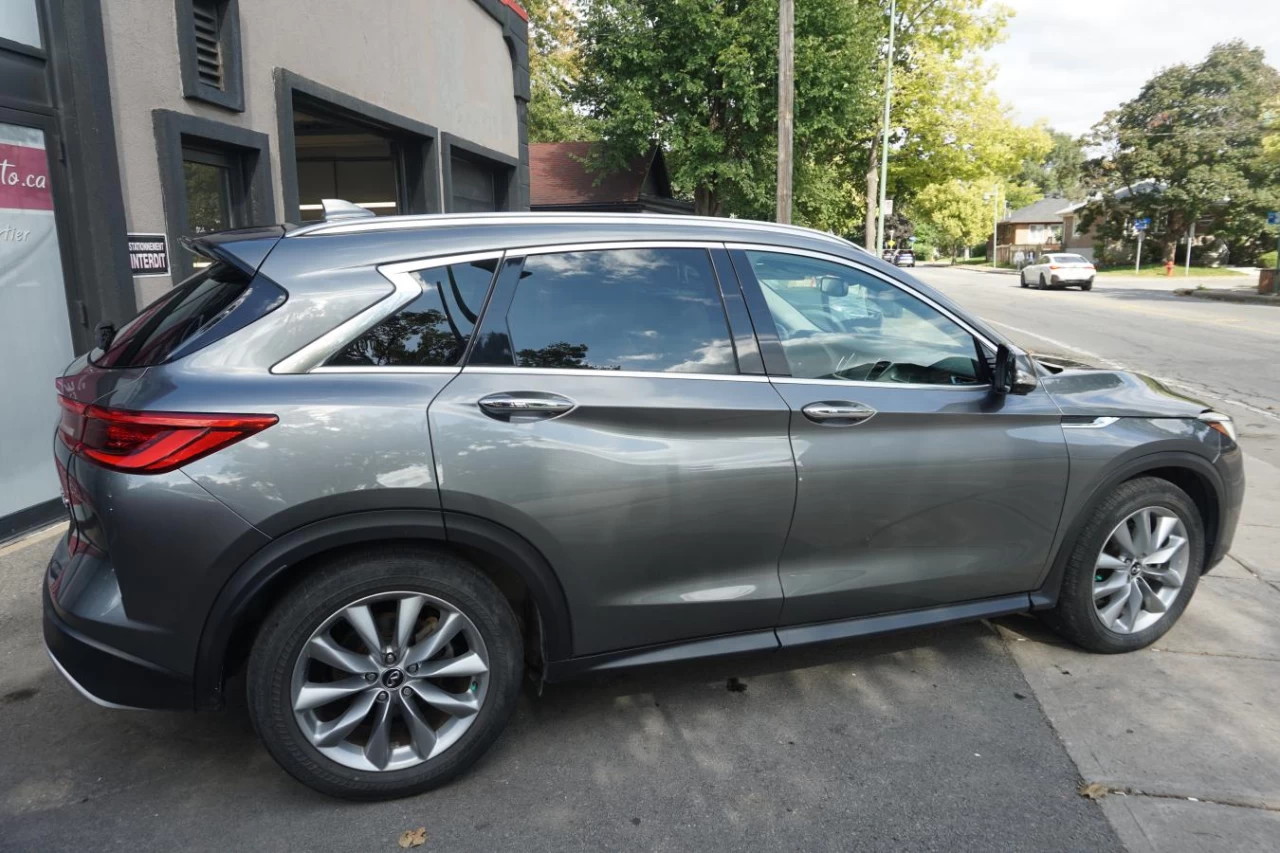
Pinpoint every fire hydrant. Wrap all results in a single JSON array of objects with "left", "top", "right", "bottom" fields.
[{"left": 1165, "top": 259, "right": 1175, "bottom": 277}]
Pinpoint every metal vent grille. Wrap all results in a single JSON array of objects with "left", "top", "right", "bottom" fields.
[{"left": 193, "top": 1, "right": 223, "bottom": 90}]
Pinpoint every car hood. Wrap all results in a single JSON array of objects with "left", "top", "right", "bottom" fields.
[{"left": 1031, "top": 353, "right": 1210, "bottom": 419}]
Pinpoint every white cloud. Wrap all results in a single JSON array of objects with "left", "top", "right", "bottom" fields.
[{"left": 986, "top": 0, "right": 1280, "bottom": 136}]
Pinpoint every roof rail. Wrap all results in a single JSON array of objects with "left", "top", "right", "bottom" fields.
[
  {"left": 321, "top": 199, "right": 377, "bottom": 221},
  {"left": 287, "top": 209, "right": 872, "bottom": 255}
]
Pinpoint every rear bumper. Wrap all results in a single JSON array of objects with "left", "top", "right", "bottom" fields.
[{"left": 43, "top": 565, "right": 193, "bottom": 711}]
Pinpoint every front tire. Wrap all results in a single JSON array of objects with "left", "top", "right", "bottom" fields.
[
  {"left": 1020, "top": 272, "right": 1029, "bottom": 288},
  {"left": 247, "top": 548, "right": 523, "bottom": 800},
  {"left": 1039, "top": 274, "right": 1048, "bottom": 289},
  {"left": 1043, "top": 477, "right": 1203, "bottom": 653}
]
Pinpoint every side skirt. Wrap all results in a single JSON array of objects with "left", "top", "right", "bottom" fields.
[{"left": 543, "top": 594, "right": 1032, "bottom": 681}]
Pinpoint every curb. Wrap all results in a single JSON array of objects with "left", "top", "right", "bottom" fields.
[{"left": 1174, "top": 288, "right": 1280, "bottom": 306}]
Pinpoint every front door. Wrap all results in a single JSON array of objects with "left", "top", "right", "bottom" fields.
[
  {"left": 730, "top": 247, "right": 1069, "bottom": 626},
  {"left": 431, "top": 245, "right": 796, "bottom": 656}
]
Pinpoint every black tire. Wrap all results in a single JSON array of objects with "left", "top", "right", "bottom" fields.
[
  {"left": 247, "top": 547, "right": 523, "bottom": 800},
  {"left": 1039, "top": 274, "right": 1048, "bottom": 289},
  {"left": 1020, "top": 272, "right": 1029, "bottom": 288},
  {"left": 1042, "top": 477, "right": 1204, "bottom": 654},
  {"left": 1082, "top": 278, "right": 1094, "bottom": 291}
]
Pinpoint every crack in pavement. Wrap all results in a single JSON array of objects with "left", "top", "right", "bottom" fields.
[{"left": 1084, "top": 784, "right": 1280, "bottom": 814}]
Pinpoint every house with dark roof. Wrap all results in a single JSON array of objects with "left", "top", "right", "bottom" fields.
[
  {"left": 530, "top": 142, "right": 693, "bottom": 214},
  {"left": 994, "top": 196, "right": 1097, "bottom": 262}
]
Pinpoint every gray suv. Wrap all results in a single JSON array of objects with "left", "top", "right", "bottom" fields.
[{"left": 44, "top": 207, "right": 1244, "bottom": 800}]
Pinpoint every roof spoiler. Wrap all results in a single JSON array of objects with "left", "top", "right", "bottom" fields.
[{"left": 179, "top": 225, "right": 287, "bottom": 278}]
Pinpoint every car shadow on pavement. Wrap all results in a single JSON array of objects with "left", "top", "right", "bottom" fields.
[{"left": 0, "top": 620, "right": 1122, "bottom": 853}]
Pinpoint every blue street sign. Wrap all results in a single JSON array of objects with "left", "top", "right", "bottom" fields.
[
  {"left": 1269, "top": 212, "right": 1278, "bottom": 226},
  {"left": 1134, "top": 217, "right": 1151, "bottom": 231}
]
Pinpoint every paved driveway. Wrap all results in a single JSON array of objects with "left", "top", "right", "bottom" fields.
[{"left": 0, "top": 527, "right": 1117, "bottom": 853}]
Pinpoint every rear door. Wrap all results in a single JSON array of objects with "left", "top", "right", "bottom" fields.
[
  {"left": 729, "top": 246, "right": 1069, "bottom": 627},
  {"left": 430, "top": 244, "right": 796, "bottom": 656}
]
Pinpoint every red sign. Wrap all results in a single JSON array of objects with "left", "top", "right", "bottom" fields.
[{"left": 0, "top": 142, "right": 53, "bottom": 211}]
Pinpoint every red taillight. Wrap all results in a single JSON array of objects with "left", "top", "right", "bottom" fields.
[
  {"left": 1048, "top": 264, "right": 1060, "bottom": 270},
  {"left": 56, "top": 390, "right": 276, "bottom": 474}
]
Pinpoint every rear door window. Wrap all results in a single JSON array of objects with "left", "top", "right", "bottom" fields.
[
  {"left": 475, "top": 248, "right": 737, "bottom": 374},
  {"left": 94, "top": 264, "right": 250, "bottom": 367},
  {"left": 327, "top": 259, "right": 498, "bottom": 367}
]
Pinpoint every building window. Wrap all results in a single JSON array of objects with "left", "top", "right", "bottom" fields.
[
  {"left": 182, "top": 146, "right": 242, "bottom": 237},
  {"left": 441, "top": 133, "right": 517, "bottom": 213},
  {"left": 153, "top": 111, "right": 274, "bottom": 281},
  {"left": 176, "top": 0, "right": 244, "bottom": 111},
  {"left": 276, "top": 71, "right": 440, "bottom": 223}
]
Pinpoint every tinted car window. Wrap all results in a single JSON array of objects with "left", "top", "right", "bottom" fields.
[
  {"left": 94, "top": 264, "right": 249, "bottom": 368},
  {"left": 745, "top": 250, "right": 983, "bottom": 385},
  {"left": 328, "top": 260, "right": 497, "bottom": 367},
  {"left": 497, "top": 248, "right": 736, "bottom": 374}
]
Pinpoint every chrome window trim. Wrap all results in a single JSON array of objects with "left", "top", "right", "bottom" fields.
[
  {"left": 462, "top": 366, "right": 769, "bottom": 383},
  {"left": 722, "top": 241, "right": 997, "bottom": 353},
  {"left": 270, "top": 249, "right": 506, "bottom": 375},
  {"left": 770, "top": 376, "right": 990, "bottom": 392},
  {"left": 1061, "top": 416, "right": 1120, "bottom": 429},
  {"left": 311, "top": 366, "right": 463, "bottom": 375},
  {"left": 517, "top": 240, "right": 726, "bottom": 255},
  {"left": 285, "top": 211, "right": 871, "bottom": 257}
]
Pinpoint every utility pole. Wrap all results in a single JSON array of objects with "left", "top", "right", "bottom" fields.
[
  {"left": 1185, "top": 220, "right": 1195, "bottom": 278},
  {"left": 875, "top": 0, "right": 897, "bottom": 255},
  {"left": 776, "top": 0, "right": 794, "bottom": 224}
]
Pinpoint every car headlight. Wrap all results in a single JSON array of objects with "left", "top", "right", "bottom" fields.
[{"left": 1198, "top": 412, "right": 1237, "bottom": 442}]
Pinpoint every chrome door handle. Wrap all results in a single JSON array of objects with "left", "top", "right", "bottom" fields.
[
  {"left": 801, "top": 401, "right": 876, "bottom": 425},
  {"left": 477, "top": 392, "right": 576, "bottom": 420}
]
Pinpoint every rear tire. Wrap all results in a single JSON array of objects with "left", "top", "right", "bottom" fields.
[
  {"left": 1039, "top": 274, "right": 1048, "bottom": 289},
  {"left": 247, "top": 548, "right": 523, "bottom": 800},
  {"left": 1042, "top": 477, "right": 1203, "bottom": 654},
  {"left": 1082, "top": 278, "right": 1094, "bottom": 291}
]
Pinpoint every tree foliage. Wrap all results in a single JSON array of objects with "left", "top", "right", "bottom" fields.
[
  {"left": 1018, "top": 127, "right": 1085, "bottom": 199},
  {"left": 912, "top": 179, "right": 996, "bottom": 260},
  {"left": 574, "top": 0, "right": 880, "bottom": 226},
  {"left": 526, "top": 0, "right": 597, "bottom": 142},
  {"left": 1080, "top": 41, "right": 1280, "bottom": 263}
]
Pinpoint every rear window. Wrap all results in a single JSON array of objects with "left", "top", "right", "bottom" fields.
[
  {"left": 94, "top": 264, "right": 250, "bottom": 368},
  {"left": 1055, "top": 255, "right": 1090, "bottom": 264}
]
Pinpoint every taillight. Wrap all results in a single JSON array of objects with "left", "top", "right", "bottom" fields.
[
  {"left": 56, "top": 389, "right": 276, "bottom": 474},
  {"left": 1049, "top": 264, "right": 1060, "bottom": 270}
]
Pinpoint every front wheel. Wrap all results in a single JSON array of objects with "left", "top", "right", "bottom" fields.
[
  {"left": 1038, "top": 274, "right": 1048, "bottom": 289},
  {"left": 247, "top": 548, "right": 524, "bottom": 800},
  {"left": 1020, "top": 272, "right": 1029, "bottom": 288},
  {"left": 1042, "top": 477, "right": 1203, "bottom": 653}
]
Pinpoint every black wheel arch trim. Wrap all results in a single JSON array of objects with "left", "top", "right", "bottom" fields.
[
  {"left": 1030, "top": 449, "right": 1226, "bottom": 610},
  {"left": 192, "top": 509, "right": 573, "bottom": 710}
]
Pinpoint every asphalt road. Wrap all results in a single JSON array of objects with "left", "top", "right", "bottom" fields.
[
  {"left": 915, "top": 265, "right": 1280, "bottom": 467},
  {"left": 0, "top": 525, "right": 1117, "bottom": 853}
]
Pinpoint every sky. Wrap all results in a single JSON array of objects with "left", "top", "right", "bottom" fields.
[{"left": 986, "top": 0, "right": 1280, "bottom": 137}]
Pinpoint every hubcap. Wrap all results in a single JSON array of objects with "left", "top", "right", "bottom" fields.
[
  {"left": 290, "top": 591, "right": 490, "bottom": 772},
  {"left": 1093, "top": 507, "right": 1189, "bottom": 634}
]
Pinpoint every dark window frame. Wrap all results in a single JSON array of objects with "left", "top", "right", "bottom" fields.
[
  {"left": 441, "top": 132, "right": 518, "bottom": 213},
  {"left": 153, "top": 109, "right": 274, "bottom": 282},
  {"left": 275, "top": 69, "right": 440, "bottom": 223},
  {"left": 175, "top": 0, "right": 244, "bottom": 112}
]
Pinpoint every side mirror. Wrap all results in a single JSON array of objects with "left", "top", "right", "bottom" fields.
[
  {"left": 991, "top": 343, "right": 1017, "bottom": 395},
  {"left": 819, "top": 277, "right": 848, "bottom": 297}
]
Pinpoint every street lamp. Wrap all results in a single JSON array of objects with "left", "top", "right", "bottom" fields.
[{"left": 984, "top": 188, "right": 1001, "bottom": 268}]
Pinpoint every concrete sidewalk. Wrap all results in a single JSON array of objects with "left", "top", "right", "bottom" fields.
[{"left": 998, "top": 452, "right": 1280, "bottom": 852}]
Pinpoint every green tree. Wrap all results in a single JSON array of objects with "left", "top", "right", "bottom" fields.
[
  {"left": 1081, "top": 41, "right": 1280, "bottom": 264},
  {"left": 1019, "top": 127, "right": 1085, "bottom": 198},
  {"left": 574, "top": 0, "right": 880, "bottom": 224},
  {"left": 526, "top": 0, "right": 596, "bottom": 142},
  {"left": 911, "top": 180, "right": 991, "bottom": 261}
]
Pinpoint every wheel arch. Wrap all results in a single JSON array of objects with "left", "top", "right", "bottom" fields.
[
  {"left": 1031, "top": 450, "right": 1225, "bottom": 610},
  {"left": 192, "top": 509, "right": 574, "bottom": 710}
]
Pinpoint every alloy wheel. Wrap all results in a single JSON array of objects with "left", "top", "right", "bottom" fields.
[
  {"left": 1092, "top": 507, "right": 1189, "bottom": 634},
  {"left": 290, "top": 591, "right": 490, "bottom": 772}
]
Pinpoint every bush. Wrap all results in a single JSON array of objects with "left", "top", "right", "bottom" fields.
[{"left": 1260, "top": 250, "right": 1278, "bottom": 269}]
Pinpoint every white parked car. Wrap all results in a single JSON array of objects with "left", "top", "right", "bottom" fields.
[{"left": 1020, "top": 253, "right": 1096, "bottom": 291}]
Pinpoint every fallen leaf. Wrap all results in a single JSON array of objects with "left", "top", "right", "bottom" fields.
[
  {"left": 398, "top": 827, "right": 427, "bottom": 848},
  {"left": 1078, "top": 782, "right": 1109, "bottom": 801}
]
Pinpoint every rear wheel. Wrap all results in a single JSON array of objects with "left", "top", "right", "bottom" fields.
[
  {"left": 1039, "top": 274, "right": 1048, "bottom": 289},
  {"left": 1082, "top": 278, "right": 1094, "bottom": 291},
  {"left": 1043, "top": 477, "right": 1203, "bottom": 653},
  {"left": 247, "top": 548, "right": 523, "bottom": 799}
]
